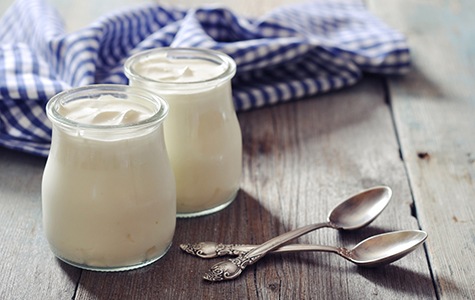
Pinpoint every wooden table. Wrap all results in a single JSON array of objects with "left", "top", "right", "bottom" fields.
[{"left": 1, "top": 0, "right": 474, "bottom": 299}]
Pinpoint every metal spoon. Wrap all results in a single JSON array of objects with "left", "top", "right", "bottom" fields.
[
  {"left": 180, "top": 230, "right": 427, "bottom": 267},
  {"left": 201, "top": 186, "right": 392, "bottom": 281}
]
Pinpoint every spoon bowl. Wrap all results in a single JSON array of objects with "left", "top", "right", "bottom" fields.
[
  {"left": 347, "top": 230, "right": 428, "bottom": 267},
  {"left": 329, "top": 186, "right": 392, "bottom": 230}
]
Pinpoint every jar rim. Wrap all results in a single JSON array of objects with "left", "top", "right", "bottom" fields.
[
  {"left": 124, "top": 47, "right": 236, "bottom": 88},
  {"left": 46, "top": 84, "right": 169, "bottom": 130}
]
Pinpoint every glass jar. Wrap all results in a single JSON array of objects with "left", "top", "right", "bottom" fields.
[
  {"left": 42, "top": 84, "right": 176, "bottom": 271},
  {"left": 125, "top": 48, "right": 242, "bottom": 218}
]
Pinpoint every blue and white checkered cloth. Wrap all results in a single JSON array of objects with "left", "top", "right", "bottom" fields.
[{"left": 0, "top": 0, "right": 410, "bottom": 156}]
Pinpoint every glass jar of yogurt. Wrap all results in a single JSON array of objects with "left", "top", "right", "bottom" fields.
[
  {"left": 125, "top": 48, "right": 242, "bottom": 218},
  {"left": 42, "top": 84, "right": 176, "bottom": 271}
]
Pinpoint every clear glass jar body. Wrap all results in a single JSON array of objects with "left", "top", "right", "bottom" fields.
[
  {"left": 125, "top": 48, "right": 242, "bottom": 218},
  {"left": 42, "top": 85, "right": 176, "bottom": 271}
]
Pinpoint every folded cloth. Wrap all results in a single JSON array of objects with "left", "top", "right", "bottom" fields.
[{"left": 0, "top": 0, "right": 410, "bottom": 157}]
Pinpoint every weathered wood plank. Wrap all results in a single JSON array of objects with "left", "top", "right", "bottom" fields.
[
  {"left": 0, "top": 149, "right": 81, "bottom": 299},
  {"left": 368, "top": 0, "right": 475, "bottom": 299}
]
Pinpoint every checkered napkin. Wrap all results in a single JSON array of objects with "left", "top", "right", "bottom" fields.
[{"left": 0, "top": 0, "right": 410, "bottom": 156}]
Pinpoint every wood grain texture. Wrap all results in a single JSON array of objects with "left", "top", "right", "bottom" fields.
[
  {"left": 0, "top": 150, "right": 81, "bottom": 299},
  {"left": 368, "top": 0, "right": 475, "bottom": 299}
]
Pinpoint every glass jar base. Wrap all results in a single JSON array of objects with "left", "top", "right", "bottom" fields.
[
  {"left": 53, "top": 242, "right": 172, "bottom": 272},
  {"left": 176, "top": 190, "right": 238, "bottom": 218}
]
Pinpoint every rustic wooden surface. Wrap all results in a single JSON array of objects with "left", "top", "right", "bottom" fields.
[
  {"left": 0, "top": 0, "right": 473, "bottom": 299},
  {"left": 368, "top": 0, "right": 475, "bottom": 298}
]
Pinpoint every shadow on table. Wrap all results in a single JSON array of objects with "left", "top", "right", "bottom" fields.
[
  {"left": 263, "top": 249, "right": 439, "bottom": 298},
  {"left": 336, "top": 225, "right": 397, "bottom": 244},
  {"left": 357, "top": 264, "right": 438, "bottom": 298},
  {"left": 174, "top": 188, "right": 282, "bottom": 244},
  {"left": 56, "top": 257, "right": 82, "bottom": 285}
]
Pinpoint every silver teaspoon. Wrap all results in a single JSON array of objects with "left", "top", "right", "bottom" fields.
[
  {"left": 202, "top": 230, "right": 427, "bottom": 282},
  {"left": 201, "top": 186, "right": 392, "bottom": 281}
]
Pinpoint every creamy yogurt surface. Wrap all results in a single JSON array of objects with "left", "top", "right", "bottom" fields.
[
  {"left": 58, "top": 95, "right": 154, "bottom": 125},
  {"left": 133, "top": 56, "right": 227, "bottom": 83}
]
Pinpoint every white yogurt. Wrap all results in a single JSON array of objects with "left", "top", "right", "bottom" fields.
[
  {"left": 125, "top": 48, "right": 242, "bottom": 217},
  {"left": 133, "top": 56, "right": 227, "bottom": 83},
  {"left": 42, "top": 86, "right": 176, "bottom": 271},
  {"left": 57, "top": 95, "right": 154, "bottom": 125}
]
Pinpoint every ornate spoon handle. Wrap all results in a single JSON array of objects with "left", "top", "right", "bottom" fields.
[
  {"left": 203, "top": 222, "right": 330, "bottom": 281},
  {"left": 180, "top": 242, "right": 338, "bottom": 258},
  {"left": 180, "top": 242, "right": 251, "bottom": 258}
]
